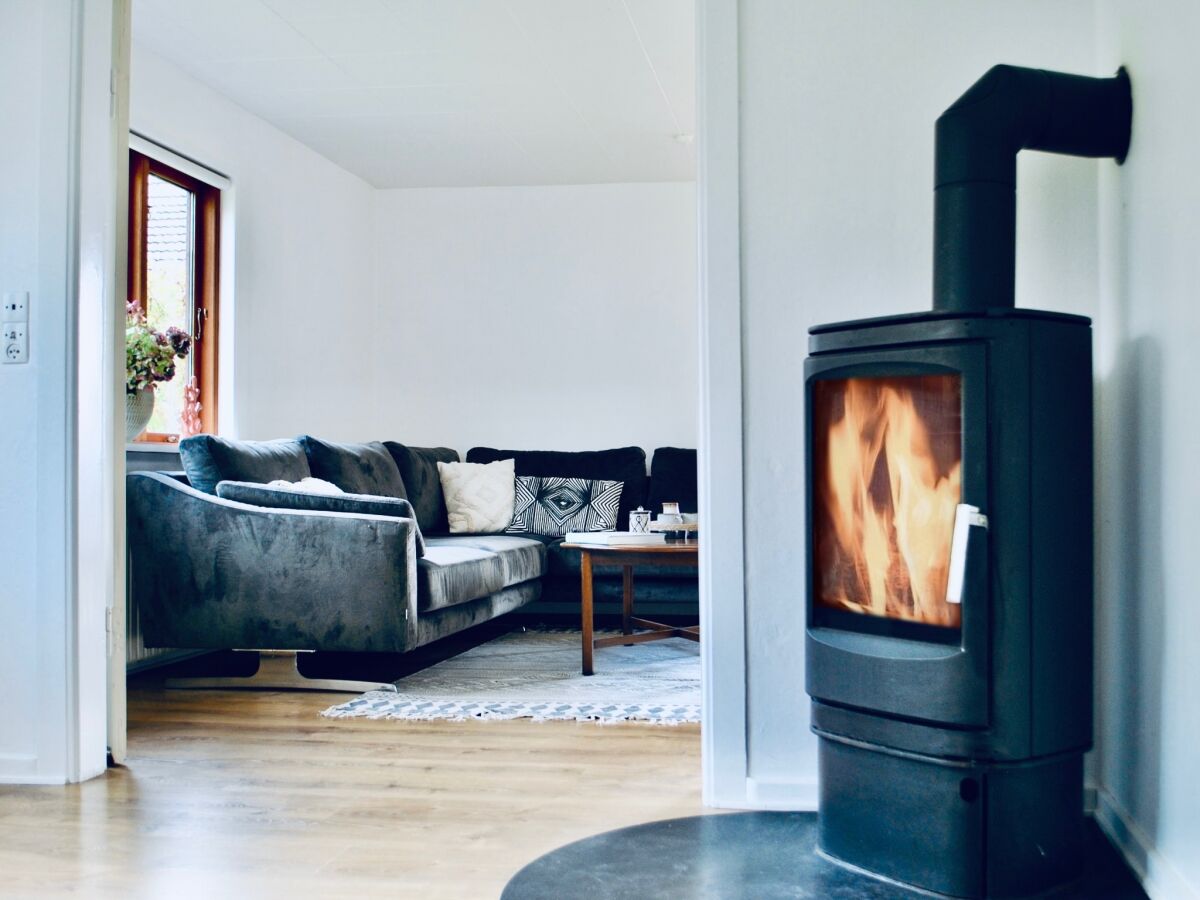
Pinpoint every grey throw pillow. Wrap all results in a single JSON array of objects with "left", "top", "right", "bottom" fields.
[
  {"left": 299, "top": 436, "right": 409, "bottom": 499},
  {"left": 505, "top": 475, "right": 623, "bottom": 537},
  {"left": 179, "top": 435, "right": 310, "bottom": 495},
  {"left": 216, "top": 480, "right": 425, "bottom": 556}
]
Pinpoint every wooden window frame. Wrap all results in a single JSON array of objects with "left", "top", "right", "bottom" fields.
[{"left": 128, "top": 149, "right": 221, "bottom": 440}]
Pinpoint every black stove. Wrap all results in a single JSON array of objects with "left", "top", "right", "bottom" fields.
[{"left": 804, "top": 64, "right": 1132, "bottom": 898}]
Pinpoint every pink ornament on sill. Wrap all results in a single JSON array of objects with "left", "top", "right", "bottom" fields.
[{"left": 181, "top": 376, "right": 203, "bottom": 437}]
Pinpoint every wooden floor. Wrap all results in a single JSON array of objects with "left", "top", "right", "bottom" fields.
[{"left": 0, "top": 686, "right": 704, "bottom": 899}]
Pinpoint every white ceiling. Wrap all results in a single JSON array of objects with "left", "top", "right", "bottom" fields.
[{"left": 132, "top": 0, "right": 696, "bottom": 189}]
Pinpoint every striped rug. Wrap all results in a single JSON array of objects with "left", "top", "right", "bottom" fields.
[{"left": 321, "top": 629, "right": 700, "bottom": 725}]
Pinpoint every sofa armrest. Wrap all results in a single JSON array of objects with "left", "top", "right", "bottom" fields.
[{"left": 127, "top": 471, "right": 419, "bottom": 653}]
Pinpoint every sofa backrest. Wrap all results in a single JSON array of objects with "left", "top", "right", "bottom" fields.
[
  {"left": 176, "top": 436, "right": 699, "bottom": 530},
  {"left": 466, "top": 446, "right": 649, "bottom": 528},
  {"left": 298, "top": 436, "right": 409, "bottom": 499},
  {"left": 178, "top": 435, "right": 310, "bottom": 495},
  {"left": 384, "top": 443, "right": 460, "bottom": 534},
  {"left": 647, "top": 447, "right": 698, "bottom": 515}
]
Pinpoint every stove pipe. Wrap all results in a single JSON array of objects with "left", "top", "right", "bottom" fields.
[{"left": 933, "top": 65, "right": 1131, "bottom": 313}]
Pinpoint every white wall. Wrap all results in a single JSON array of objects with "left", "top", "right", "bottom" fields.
[
  {"left": 1093, "top": 4, "right": 1200, "bottom": 897},
  {"left": 0, "top": 0, "right": 113, "bottom": 784},
  {"left": 130, "top": 45, "right": 377, "bottom": 441},
  {"left": 0, "top": 0, "right": 49, "bottom": 783},
  {"left": 371, "top": 183, "right": 697, "bottom": 455},
  {"left": 735, "top": 0, "right": 1100, "bottom": 804},
  {"left": 132, "top": 47, "right": 697, "bottom": 455},
  {"left": 731, "top": 3, "right": 1200, "bottom": 895}
]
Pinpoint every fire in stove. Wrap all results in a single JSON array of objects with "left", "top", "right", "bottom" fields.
[{"left": 812, "top": 374, "right": 962, "bottom": 627}]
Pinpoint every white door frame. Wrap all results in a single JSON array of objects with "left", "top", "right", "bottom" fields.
[
  {"left": 105, "top": 0, "right": 132, "bottom": 766},
  {"left": 73, "top": 0, "right": 125, "bottom": 779},
  {"left": 697, "top": 0, "right": 750, "bottom": 808},
  {"left": 0, "top": 0, "right": 121, "bottom": 784}
]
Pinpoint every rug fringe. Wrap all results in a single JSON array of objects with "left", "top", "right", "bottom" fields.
[
  {"left": 320, "top": 696, "right": 700, "bottom": 726},
  {"left": 321, "top": 710, "right": 696, "bottom": 726}
]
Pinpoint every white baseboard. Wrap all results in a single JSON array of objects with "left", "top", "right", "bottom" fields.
[
  {"left": 743, "top": 776, "right": 819, "bottom": 811},
  {"left": 0, "top": 753, "right": 68, "bottom": 785},
  {"left": 1094, "top": 786, "right": 1199, "bottom": 900},
  {"left": 0, "top": 774, "right": 68, "bottom": 785},
  {"left": 0, "top": 752, "right": 37, "bottom": 772}
]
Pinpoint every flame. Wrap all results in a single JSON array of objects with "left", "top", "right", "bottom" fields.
[{"left": 814, "top": 375, "right": 962, "bottom": 627}]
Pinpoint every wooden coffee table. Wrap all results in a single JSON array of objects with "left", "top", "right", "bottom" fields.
[{"left": 561, "top": 541, "right": 700, "bottom": 675}]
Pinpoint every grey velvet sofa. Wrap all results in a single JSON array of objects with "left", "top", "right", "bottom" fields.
[{"left": 127, "top": 437, "right": 697, "bottom": 660}]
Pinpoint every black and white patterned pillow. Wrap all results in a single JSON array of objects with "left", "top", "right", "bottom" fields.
[{"left": 505, "top": 476, "right": 623, "bottom": 537}]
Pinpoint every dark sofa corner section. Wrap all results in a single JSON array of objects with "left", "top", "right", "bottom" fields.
[
  {"left": 535, "top": 538, "right": 698, "bottom": 622},
  {"left": 464, "top": 444, "right": 700, "bottom": 624},
  {"left": 648, "top": 447, "right": 699, "bottom": 514},
  {"left": 466, "top": 445, "right": 649, "bottom": 525}
]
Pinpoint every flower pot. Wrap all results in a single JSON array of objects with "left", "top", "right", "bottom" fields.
[{"left": 125, "top": 387, "right": 155, "bottom": 441}]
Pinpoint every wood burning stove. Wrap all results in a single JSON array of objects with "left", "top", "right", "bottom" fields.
[{"left": 805, "top": 65, "right": 1132, "bottom": 898}]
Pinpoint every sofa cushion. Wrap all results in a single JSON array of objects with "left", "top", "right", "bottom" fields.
[
  {"left": 300, "top": 436, "right": 409, "bottom": 499},
  {"left": 418, "top": 535, "right": 546, "bottom": 612},
  {"left": 466, "top": 446, "right": 648, "bottom": 531},
  {"left": 505, "top": 476, "right": 622, "bottom": 537},
  {"left": 647, "top": 447, "right": 698, "bottom": 515},
  {"left": 179, "top": 435, "right": 310, "bottom": 495},
  {"left": 384, "top": 443, "right": 459, "bottom": 534},
  {"left": 214, "top": 481, "right": 426, "bottom": 556}
]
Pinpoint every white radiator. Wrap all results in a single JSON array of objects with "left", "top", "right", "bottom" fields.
[
  {"left": 126, "top": 594, "right": 167, "bottom": 666},
  {"left": 126, "top": 586, "right": 200, "bottom": 672}
]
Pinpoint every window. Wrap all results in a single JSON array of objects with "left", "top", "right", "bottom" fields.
[{"left": 128, "top": 148, "right": 221, "bottom": 440}]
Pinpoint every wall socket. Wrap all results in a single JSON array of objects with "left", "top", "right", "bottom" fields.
[
  {"left": 2, "top": 292, "right": 29, "bottom": 321},
  {"left": 3, "top": 321, "right": 28, "bottom": 364}
]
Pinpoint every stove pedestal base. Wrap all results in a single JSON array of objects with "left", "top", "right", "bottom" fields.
[{"left": 817, "top": 734, "right": 1085, "bottom": 898}]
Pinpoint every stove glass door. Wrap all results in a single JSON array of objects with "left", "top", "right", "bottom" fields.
[{"left": 811, "top": 373, "right": 962, "bottom": 630}]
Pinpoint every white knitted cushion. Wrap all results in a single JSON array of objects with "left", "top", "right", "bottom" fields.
[{"left": 437, "top": 459, "right": 516, "bottom": 534}]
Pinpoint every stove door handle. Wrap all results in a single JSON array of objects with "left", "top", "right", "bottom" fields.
[{"left": 946, "top": 503, "right": 988, "bottom": 605}]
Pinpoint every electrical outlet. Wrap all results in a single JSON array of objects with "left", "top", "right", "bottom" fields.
[
  {"left": 2, "top": 292, "right": 29, "bottom": 322},
  {"left": 2, "top": 321, "right": 28, "bottom": 364}
]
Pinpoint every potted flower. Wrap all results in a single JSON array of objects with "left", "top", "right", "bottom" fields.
[{"left": 126, "top": 301, "right": 191, "bottom": 441}]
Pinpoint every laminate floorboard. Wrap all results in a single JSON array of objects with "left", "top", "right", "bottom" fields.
[{"left": 0, "top": 685, "right": 704, "bottom": 899}]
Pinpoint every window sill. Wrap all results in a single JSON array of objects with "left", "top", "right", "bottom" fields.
[{"left": 126, "top": 443, "right": 181, "bottom": 454}]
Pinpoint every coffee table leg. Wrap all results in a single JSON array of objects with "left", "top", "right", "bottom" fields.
[
  {"left": 622, "top": 565, "right": 634, "bottom": 646},
  {"left": 581, "top": 550, "right": 594, "bottom": 676}
]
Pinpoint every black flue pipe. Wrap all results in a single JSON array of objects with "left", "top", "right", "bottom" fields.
[{"left": 933, "top": 65, "right": 1131, "bottom": 313}]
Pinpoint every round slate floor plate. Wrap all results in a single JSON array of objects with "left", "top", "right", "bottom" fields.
[{"left": 501, "top": 812, "right": 1146, "bottom": 900}]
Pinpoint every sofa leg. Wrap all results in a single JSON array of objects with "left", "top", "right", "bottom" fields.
[{"left": 164, "top": 650, "right": 398, "bottom": 694}]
